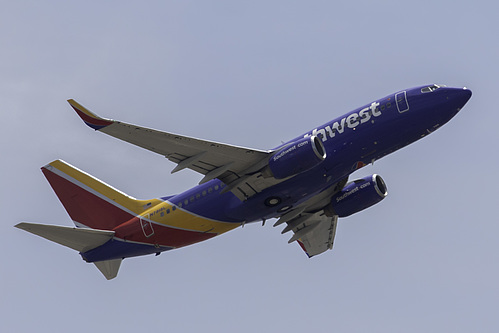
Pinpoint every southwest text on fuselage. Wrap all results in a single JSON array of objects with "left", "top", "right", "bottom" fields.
[{"left": 305, "top": 101, "right": 381, "bottom": 141}]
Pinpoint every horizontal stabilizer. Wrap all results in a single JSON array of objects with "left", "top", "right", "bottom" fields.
[{"left": 15, "top": 222, "right": 114, "bottom": 253}]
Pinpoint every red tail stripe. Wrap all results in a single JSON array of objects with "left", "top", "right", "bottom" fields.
[{"left": 43, "top": 168, "right": 135, "bottom": 230}]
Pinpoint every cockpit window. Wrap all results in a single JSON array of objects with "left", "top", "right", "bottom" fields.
[{"left": 421, "top": 84, "right": 440, "bottom": 93}]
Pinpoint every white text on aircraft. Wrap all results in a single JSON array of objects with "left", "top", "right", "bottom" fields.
[{"left": 306, "top": 101, "right": 381, "bottom": 141}]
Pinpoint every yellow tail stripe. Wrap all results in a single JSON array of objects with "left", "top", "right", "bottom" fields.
[{"left": 48, "top": 160, "right": 163, "bottom": 215}]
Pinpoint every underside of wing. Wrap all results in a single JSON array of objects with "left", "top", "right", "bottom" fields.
[
  {"left": 296, "top": 215, "right": 338, "bottom": 257},
  {"left": 280, "top": 211, "right": 338, "bottom": 257},
  {"left": 68, "top": 99, "right": 282, "bottom": 200},
  {"left": 273, "top": 178, "right": 347, "bottom": 257}
]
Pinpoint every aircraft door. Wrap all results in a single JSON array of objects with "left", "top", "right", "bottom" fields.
[
  {"left": 395, "top": 91, "right": 409, "bottom": 113},
  {"left": 140, "top": 214, "right": 155, "bottom": 238}
]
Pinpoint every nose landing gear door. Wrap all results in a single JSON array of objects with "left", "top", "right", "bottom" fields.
[{"left": 395, "top": 91, "right": 409, "bottom": 113}]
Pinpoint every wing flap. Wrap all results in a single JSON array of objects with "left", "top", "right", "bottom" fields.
[
  {"left": 281, "top": 212, "right": 337, "bottom": 257},
  {"left": 274, "top": 181, "right": 345, "bottom": 257},
  {"left": 296, "top": 215, "right": 337, "bottom": 257}
]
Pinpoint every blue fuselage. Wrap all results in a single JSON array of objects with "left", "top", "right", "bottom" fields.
[{"left": 166, "top": 85, "right": 472, "bottom": 224}]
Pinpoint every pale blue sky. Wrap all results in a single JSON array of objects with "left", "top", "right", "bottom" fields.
[{"left": 2, "top": 1, "right": 498, "bottom": 332}]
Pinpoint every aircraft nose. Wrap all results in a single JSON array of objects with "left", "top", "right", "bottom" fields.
[{"left": 445, "top": 87, "right": 472, "bottom": 110}]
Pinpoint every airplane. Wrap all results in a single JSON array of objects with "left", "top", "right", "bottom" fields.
[{"left": 16, "top": 84, "right": 472, "bottom": 280}]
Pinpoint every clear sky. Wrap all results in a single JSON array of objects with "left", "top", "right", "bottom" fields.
[{"left": 2, "top": 1, "right": 498, "bottom": 332}]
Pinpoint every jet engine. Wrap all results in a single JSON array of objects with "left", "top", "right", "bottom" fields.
[
  {"left": 328, "top": 174, "right": 387, "bottom": 217},
  {"left": 266, "top": 136, "right": 326, "bottom": 179}
]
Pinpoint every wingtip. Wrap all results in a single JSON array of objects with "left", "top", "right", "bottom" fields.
[
  {"left": 14, "top": 222, "right": 27, "bottom": 230},
  {"left": 68, "top": 99, "right": 113, "bottom": 130},
  {"left": 296, "top": 240, "right": 313, "bottom": 258}
]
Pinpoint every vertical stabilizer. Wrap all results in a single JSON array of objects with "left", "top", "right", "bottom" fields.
[
  {"left": 41, "top": 159, "right": 162, "bottom": 230},
  {"left": 94, "top": 259, "right": 122, "bottom": 280}
]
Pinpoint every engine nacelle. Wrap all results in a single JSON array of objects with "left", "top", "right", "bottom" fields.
[
  {"left": 266, "top": 136, "right": 326, "bottom": 179},
  {"left": 328, "top": 174, "right": 387, "bottom": 217}
]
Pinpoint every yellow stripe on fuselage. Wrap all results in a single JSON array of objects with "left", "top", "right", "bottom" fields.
[
  {"left": 49, "top": 160, "right": 240, "bottom": 234},
  {"left": 142, "top": 201, "right": 240, "bottom": 234}
]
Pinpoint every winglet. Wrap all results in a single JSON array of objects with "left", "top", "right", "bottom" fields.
[
  {"left": 297, "top": 240, "right": 313, "bottom": 258},
  {"left": 68, "top": 99, "right": 114, "bottom": 130}
]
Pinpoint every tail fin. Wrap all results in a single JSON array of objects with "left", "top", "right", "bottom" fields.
[
  {"left": 15, "top": 222, "right": 121, "bottom": 279},
  {"left": 17, "top": 160, "right": 163, "bottom": 280},
  {"left": 42, "top": 160, "right": 161, "bottom": 230}
]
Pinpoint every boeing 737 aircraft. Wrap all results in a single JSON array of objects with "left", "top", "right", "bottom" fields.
[{"left": 16, "top": 84, "right": 472, "bottom": 279}]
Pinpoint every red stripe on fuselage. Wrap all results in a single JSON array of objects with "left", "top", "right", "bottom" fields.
[
  {"left": 43, "top": 168, "right": 219, "bottom": 248},
  {"left": 153, "top": 225, "right": 216, "bottom": 248},
  {"left": 113, "top": 217, "right": 216, "bottom": 248}
]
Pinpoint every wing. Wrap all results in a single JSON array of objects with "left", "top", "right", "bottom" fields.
[
  {"left": 273, "top": 178, "right": 347, "bottom": 257},
  {"left": 68, "top": 99, "right": 281, "bottom": 200},
  {"left": 278, "top": 210, "right": 338, "bottom": 257},
  {"left": 297, "top": 215, "right": 337, "bottom": 257}
]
